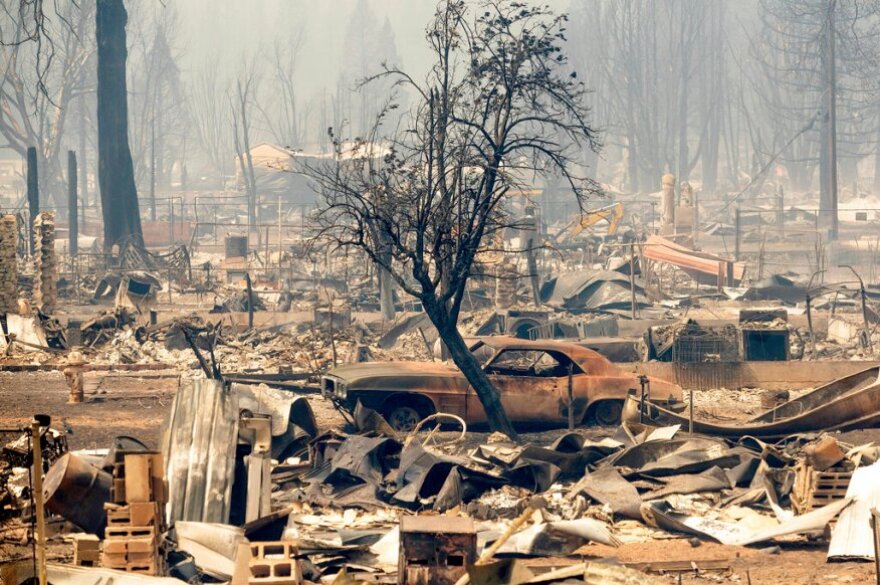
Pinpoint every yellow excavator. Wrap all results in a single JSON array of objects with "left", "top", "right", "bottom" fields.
[{"left": 553, "top": 202, "right": 624, "bottom": 245}]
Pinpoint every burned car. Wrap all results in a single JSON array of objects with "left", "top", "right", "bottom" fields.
[{"left": 322, "top": 337, "right": 682, "bottom": 431}]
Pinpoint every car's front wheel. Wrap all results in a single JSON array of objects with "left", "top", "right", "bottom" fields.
[
  {"left": 586, "top": 400, "right": 623, "bottom": 426},
  {"left": 384, "top": 405, "right": 422, "bottom": 432}
]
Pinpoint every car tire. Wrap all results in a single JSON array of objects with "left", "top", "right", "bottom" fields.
[
  {"left": 587, "top": 400, "right": 623, "bottom": 426},
  {"left": 384, "top": 405, "right": 423, "bottom": 432}
]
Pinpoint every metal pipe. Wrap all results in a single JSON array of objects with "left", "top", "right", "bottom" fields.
[
  {"left": 629, "top": 243, "right": 637, "bottom": 319},
  {"left": 688, "top": 389, "right": 694, "bottom": 435},
  {"left": 839, "top": 264, "right": 872, "bottom": 354},
  {"left": 871, "top": 509, "right": 880, "bottom": 585},
  {"left": 31, "top": 419, "right": 47, "bottom": 585},
  {"left": 638, "top": 375, "right": 648, "bottom": 424},
  {"left": 278, "top": 195, "right": 283, "bottom": 275},
  {"left": 806, "top": 269, "right": 827, "bottom": 360},
  {"left": 806, "top": 294, "right": 815, "bottom": 359},
  {"left": 567, "top": 363, "right": 574, "bottom": 430}
]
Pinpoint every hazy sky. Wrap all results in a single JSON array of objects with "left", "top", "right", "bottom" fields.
[
  {"left": 172, "top": 0, "right": 570, "bottom": 94},
  {"left": 175, "top": 1, "right": 435, "bottom": 91}
]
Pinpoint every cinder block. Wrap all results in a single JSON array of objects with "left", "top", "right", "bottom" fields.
[
  {"left": 249, "top": 541, "right": 301, "bottom": 584},
  {"left": 123, "top": 453, "right": 165, "bottom": 503},
  {"left": 71, "top": 534, "right": 100, "bottom": 549},
  {"left": 124, "top": 454, "right": 154, "bottom": 503},
  {"left": 102, "top": 540, "right": 129, "bottom": 555},
  {"left": 73, "top": 536, "right": 101, "bottom": 567},
  {"left": 104, "top": 525, "right": 156, "bottom": 540},
  {"left": 152, "top": 478, "right": 168, "bottom": 504},
  {"left": 130, "top": 502, "right": 162, "bottom": 526},
  {"left": 125, "top": 537, "right": 156, "bottom": 555},
  {"left": 104, "top": 502, "right": 162, "bottom": 527},
  {"left": 127, "top": 560, "right": 160, "bottom": 576},
  {"left": 101, "top": 557, "right": 161, "bottom": 576},
  {"left": 111, "top": 478, "right": 126, "bottom": 503},
  {"left": 100, "top": 551, "right": 128, "bottom": 566}
]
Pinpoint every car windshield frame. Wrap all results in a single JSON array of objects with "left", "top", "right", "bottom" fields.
[{"left": 481, "top": 346, "right": 584, "bottom": 378}]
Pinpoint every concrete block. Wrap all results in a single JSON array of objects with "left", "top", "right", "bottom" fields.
[
  {"left": 123, "top": 453, "right": 164, "bottom": 503},
  {"left": 104, "top": 525, "right": 156, "bottom": 540},
  {"left": 248, "top": 541, "right": 302, "bottom": 584}
]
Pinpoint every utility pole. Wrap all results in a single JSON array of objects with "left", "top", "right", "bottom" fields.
[
  {"left": 68, "top": 151, "right": 78, "bottom": 256},
  {"left": 821, "top": 0, "right": 839, "bottom": 239},
  {"left": 828, "top": 0, "right": 838, "bottom": 240},
  {"left": 26, "top": 147, "right": 39, "bottom": 256},
  {"left": 734, "top": 208, "right": 741, "bottom": 261},
  {"left": 32, "top": 418, "right": 48, "bottom": 585},
  {"left": 150, "top": 114, "right": 157, "bottom": 221},
  {"left": 277, "top": 195, "right": 283, "bottom": 275},
  {"left": 629, "top": 243, "right": 637, "bottom": 319},
  {"left": 776, "top": 184, "right": 785, "bottom": 236},
  {"left": 78, "top": 96, "right": 89, "bottom": 211}
]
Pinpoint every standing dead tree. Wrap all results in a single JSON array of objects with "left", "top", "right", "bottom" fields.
[
  {"left": 0, "top": 1, "right": 94, "bottom": 212},
  {"left": 189, "top": 58, "right": 232, "bottom": 181},
  {"left": 750, "top": 0, "right": 880, "bottom": 232},
  {"left": 258, "top": 36, "right": 307, "bottom": 149},
  {"left": 126, "top": 2, "right": 185, "bottom": 211},
  {"left": 307, "top": 0, "right": 600, "bottom": 438},
  {"left": 230, "top": 65, "right": 259, "bottom": 229}
]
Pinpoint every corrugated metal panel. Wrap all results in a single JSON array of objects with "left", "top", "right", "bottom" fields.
[
  {"left": 644, "top": 235, "right": 745, "bottom": 284},
  {"left": 162, "top": 379, "right": 239, "bottom": 524},
  {"left": 827, "top": 460, "right": 880, "bottom": 560}
]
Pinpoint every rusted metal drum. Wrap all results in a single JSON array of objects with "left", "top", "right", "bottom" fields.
[{"left": 43, "top": 452, "right": 111, "bottom": 536}]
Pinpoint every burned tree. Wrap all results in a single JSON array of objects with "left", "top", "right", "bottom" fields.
[
  {"left": 230, "top": 63, "right": 259, "bottom": 228},
  {"left": 0, "top": 1, "right": 94, "bottom": 212},
  {"left": 751, "top": 0, "right": 880, "bottom": 235},
  {"left": 96, "top": 0, "right": 144, "bottom": 250},
  {"left": 309, "top": 0, "right": 600, "bottom": 438}
]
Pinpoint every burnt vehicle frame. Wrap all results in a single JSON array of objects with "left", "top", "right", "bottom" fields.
[{"left": 322, "top": 337, "right": 682, "bottom": 432}]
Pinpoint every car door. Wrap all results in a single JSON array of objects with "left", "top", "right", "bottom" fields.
[{"left": 466, "top": 349, "right": 568, "bottom": 424}]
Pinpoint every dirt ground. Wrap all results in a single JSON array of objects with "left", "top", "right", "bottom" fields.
[{"left": 1, "top": 371, "right": 877, "bottom": 584}]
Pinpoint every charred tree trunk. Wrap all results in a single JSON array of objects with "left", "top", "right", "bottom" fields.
[
  {"left": 96, "top": 0, "right": 143, "bottom": 252},
  {"left": 422, "top": 295, "right": 518, "bottom": 440}
]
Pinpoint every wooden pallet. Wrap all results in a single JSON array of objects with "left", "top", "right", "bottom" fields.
[
  {"left": 810, "top": 470, "right": 853, "bottom": 508},
  {"left": 792, "top": 462, "right": 852, "bottom": 513}
]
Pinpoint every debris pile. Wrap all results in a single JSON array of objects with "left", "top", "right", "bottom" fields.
[{"left": 1, "top": 424, "right": 68, "bottom": 519}]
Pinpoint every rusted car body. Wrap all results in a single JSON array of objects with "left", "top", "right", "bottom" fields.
[{"left": 322, "top": 337, "right": 682, "bottom": 431}]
